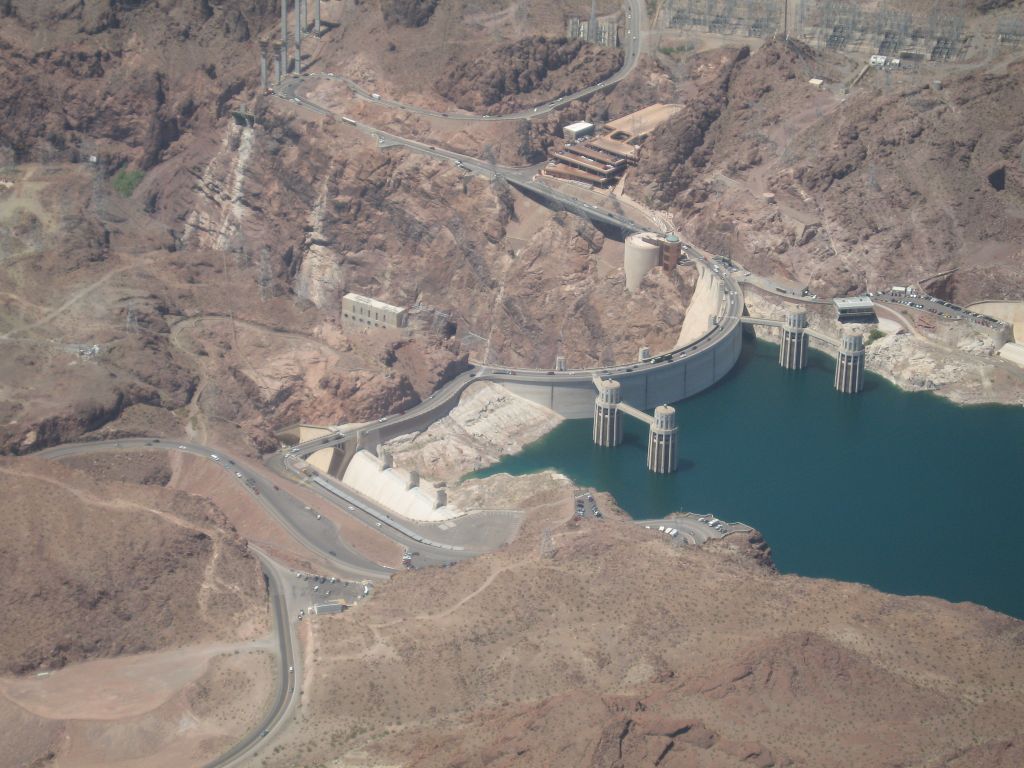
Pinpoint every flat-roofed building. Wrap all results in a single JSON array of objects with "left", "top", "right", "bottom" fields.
[
  {"left": 342, "top": 292, "right": 408, "bottom": 329},
  {"left": 563, "top": 121, "right": 595, "bottom": 141},
  {"left": 833, "top": 296, "right": 876, "bottom": 322}
]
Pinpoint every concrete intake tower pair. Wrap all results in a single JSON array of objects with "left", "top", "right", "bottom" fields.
[
  {"left": 593, "top": 380, "right": 678, "bottom": 474},
  {"left": 779, "top": 309, "right": 865, "bottom": 394}
]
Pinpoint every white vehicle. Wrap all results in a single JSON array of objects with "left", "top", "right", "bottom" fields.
[
  {"left": 210, "top": 454, "right": 219, "bottom": 461},
  {"left": 178, "top": 444, "right": 187, "bottom": 450},
  {"left": 347, "top": 505, "right": 355, "bottom": 511},
  {"left": 371, "top": 92, "right": 381, "bottom": 100},
  {"left": 316, "top": 514, "right": 322, "bottom": 520},
  {"left": 341, "top": 117, "right": 357, "bottom": 126},
  {"left": 363, "top": 585, "right": 370, "bottom": 596},
  {"left": 669, "top": 529, "right": 678, "bottom": 537},
  {"left": 289, "top": 665, "right": 294, "bottom": 672},
  {"left": 313, "top": 585, "right": 319, "bottom": 591},
  {"left": 235, "top": 472, "right": 243, "bottom": 478},
  {"left": 658, "top": 526, "right": 666, "bottom": 532}
]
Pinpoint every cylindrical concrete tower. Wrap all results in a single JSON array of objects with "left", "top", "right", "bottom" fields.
[
  {"left": 294, "top": 0, "right": 302, "bottom": 73},
  {"left": 379, "top": 449, "right": 393, "bottom": 470},
  {"left": 779, "top": 308, "right": 809, "bottom": 370},
  {"left": 624, "top": 232, "right": 662, "bottom": 292},
  {"left": 314, "top": 0, "right": 321, "bottom": 35},
  {"left": 662, "top": 233, "right": 682, "bottom": 269},
  {"left": 299, "top": 0, "right": 306, "bottom": 34},
  {"left": 554, "top": 355, "right": 567, "bottom": 371},
  {"left": 406, "top": 469, "right": 419, "bottom": 489},
  {"left": 834, "top": 334, "right": 865, "bottom": 394},
  {"left": 647, "top": 405, "right": 678, "bottom": 474},
  {"left": 280, "top": 0, "right": 288, "bottom": 75},
  {"left": 593, "top": 379, "right": 623, "bottom": 447},
  {"left": 259, "top": 40, "right": 269, "bottom": 90}
]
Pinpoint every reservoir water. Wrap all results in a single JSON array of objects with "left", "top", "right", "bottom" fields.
[{"left": 473, "top": 338, "right": 1024, "bottom": 619}]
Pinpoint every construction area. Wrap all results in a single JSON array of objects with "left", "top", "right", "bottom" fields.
[{"left": 543, "top": 104, "right": 683, "bottom": 187}]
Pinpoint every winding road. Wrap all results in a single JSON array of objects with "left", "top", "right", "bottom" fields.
[{"left": 23, "top": 4, "right": 731, "bottom": 765}]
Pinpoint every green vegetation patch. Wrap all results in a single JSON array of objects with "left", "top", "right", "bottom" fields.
[
  {"left": 866, "top": 328, "right": 886, "bottom": 344},
  {"left": 658, "top": 42, "right": 695, "bottom": 57},
  {"left": 112, "top": 169, "right": 145, "bottom": 198}
]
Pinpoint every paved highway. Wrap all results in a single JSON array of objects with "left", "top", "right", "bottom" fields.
[
  {"left": 34, "top": 440, "right": 307, "bottom": 768},
  {"left": 21, "top": 7, "right": 718, "bottom": 765},
  {"left": 38, "top": 438, "right": 394, "bottom": 579},
  {"left": 205, "top": 547, "right": 297, "bottom": 768}
]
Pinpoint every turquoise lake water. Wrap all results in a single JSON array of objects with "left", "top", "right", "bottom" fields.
[{"left": 473, "top": 338, "right": 1024, "bottom": 619}]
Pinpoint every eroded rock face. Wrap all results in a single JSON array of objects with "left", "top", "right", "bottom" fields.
[
  {"left": 628, "top": 38, "right": 1024, "bottom": 303},
  {"left": 628, "top": 46, "right": 750, "bottom": 208},
  {"left": 0, "top": 1, "right": 274, "bottom": 170},
  {"left": 436, "top": 36, "right": 623, "bottom": 114}
]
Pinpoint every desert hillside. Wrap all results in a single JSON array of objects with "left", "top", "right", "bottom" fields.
[
  {"left": 0, "top": 455, "right": 267, "bottom": 675},
  {"left": 263, "top": 473, "right": 1024, "bottom": 767},
  {"left": 626, "top": 36, "right": 1024, "bottom": 303}
]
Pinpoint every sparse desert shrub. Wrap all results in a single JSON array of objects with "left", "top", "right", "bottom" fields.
[{"left": 112, "top": 168, "right": 144, "bottom": 197}]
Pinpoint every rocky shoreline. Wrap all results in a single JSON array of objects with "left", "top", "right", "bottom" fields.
[{"left": 742, "top": 288, "right": 1024, "bottom": 407}]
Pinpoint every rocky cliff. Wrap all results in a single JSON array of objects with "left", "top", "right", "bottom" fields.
[
  {"left": 627, "top": 37, "right": 1024, "bottom": 304},
  {"left": 437, "top": 36, "right": 623, "bottom": 114}
]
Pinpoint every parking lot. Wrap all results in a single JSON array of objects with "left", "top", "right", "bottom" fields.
[{"left": 872, "top": 290, "right": 1007, "bottom": 330}]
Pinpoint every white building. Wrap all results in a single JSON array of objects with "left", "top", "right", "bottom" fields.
[
  {"left": 342, "top": 292, "right": 407, "bottom": 329},
  {"left": 563, "top": 121, "right": 595, "bottom": 142},
  {"left": 833, "top": 296, "right": 876, "bottom": 322}
]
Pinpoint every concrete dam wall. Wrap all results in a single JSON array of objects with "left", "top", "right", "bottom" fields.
[{"left": 495, "top": 319, "right": 744, "bottom": 419}]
